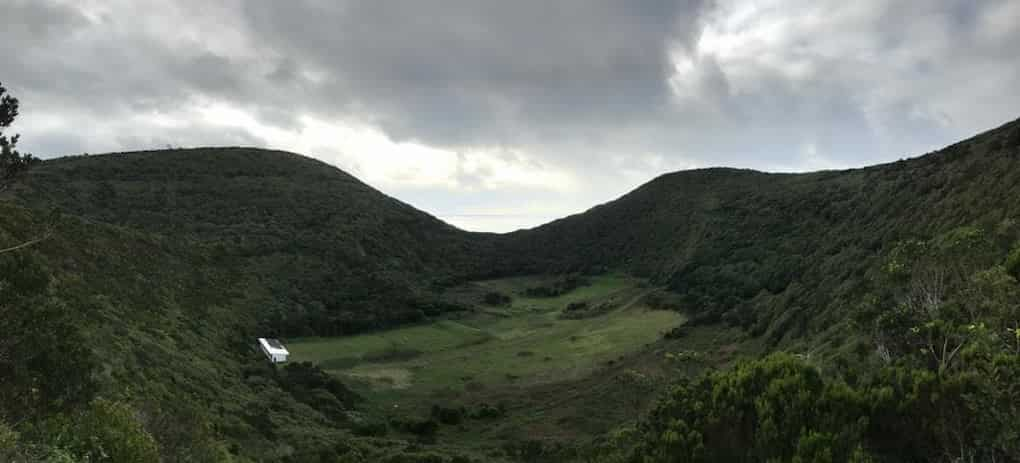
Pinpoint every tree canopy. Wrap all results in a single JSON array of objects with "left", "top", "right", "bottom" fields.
[{"left": 0, "top": 82, "right": 37, "bottom": 186}]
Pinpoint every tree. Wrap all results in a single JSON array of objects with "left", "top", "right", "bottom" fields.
[
  {"left": 964, "top": 266, "right": 1020, "bottom": 355},
  {"left": 0, "top": 82, "right": 49, "bottom": 256},
  {"left": 633, "top": 354, "right": 873, "bottom": 463},
  {"left": 873, "top": 227, "right": 998, "bottom": 375},
  {"left": 0, "top": 81, "right": 37, "bottom": 188},
  {"left": 1006, "top": 242, "right": 1020, "bottom": 279},
  {"left": 0, "top": 253, "right": 97, "bottom": 424},
  {"left": 42, "top": 399, "right": 161, "bottom": 463}
]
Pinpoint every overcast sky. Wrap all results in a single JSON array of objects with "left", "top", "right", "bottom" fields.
[{"left": 6, "top": 0, "right": 1020, "bottom": 232}]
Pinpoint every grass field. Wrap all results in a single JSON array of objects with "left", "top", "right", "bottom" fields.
[{"left": 288, "top": 274, "right": 685, "bottom": 407}]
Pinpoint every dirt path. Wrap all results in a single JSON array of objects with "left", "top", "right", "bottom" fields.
[{"left": 617, "top": 288, "right": 656, "bottom": 312}]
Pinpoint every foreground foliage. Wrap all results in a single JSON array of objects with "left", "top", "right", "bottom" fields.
[
  {"left": 586, "top": 227, "right": 1020, "bottom": 463},
  {"left": 613, "top": 353, "right": 1020, "bottom": 463}
]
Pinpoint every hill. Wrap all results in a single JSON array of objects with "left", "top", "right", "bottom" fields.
[
  {"left": 10, "top": 147, "right": 499, "bottom": 336},
  {"left": 1, "top": 117, "right": 1019, "bottom": 461},
  {"left": 503, "top": 117, "right": 1020, "bottom": 348},
  {"left": 3, "top": 148, "right": 508, "bottom": 460}
]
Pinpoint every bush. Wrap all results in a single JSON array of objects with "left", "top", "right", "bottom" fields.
[
  {"left": 44, "top": 399, "right": 161, "bottom": 463},
  {"left": 560, "top": 299, "right": 619, "bottom": 319},
  {"left": 633, "top": 354, "right": 871, "bottom": 462},
  {"left": 564, "top": 301, "right": 589, "bottom": 313},
  {"left": 617, "top": 351, "right": 1020, "bottom": 463},
  {"left": 482, "top": 291, "right": 511, "bottom": 306},
  {"left": 352, "top": 420, "right": 388, "bottom": 437},
  {"left": 383, "top": 452, "right": 448, "bottom": 463},
  {"left": 430, "top": 404, "right": 466, "bottom": 425},
  {"left": 471, "top": 402, "right": 507, "bottom": 420},
  {"left": 279, "top": 361, "right": 360, "bottom": 417},
  {"left": 663, "top": 326, "right": 688, "bottom": 339},
  {"left": 523, "top": 274, "right": 591, "bottom": 298},
  {"left": 0, "top": 422, "right": 20, "bottom": 462},
  {"left": 1006, "top": 243, "right": 1020, "bottom": 278},
  {"left": 392, "top": 417, "right": 439, "bottom": 442}
]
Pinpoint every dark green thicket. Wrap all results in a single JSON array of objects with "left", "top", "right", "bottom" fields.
[
  {"left": 502, "top": 118, "right": 1020, "bottom": 345},
  {"left": 1, "top": 81, "right": 39, "bottom": 186},
  {"left": 612, "top": 352, "right": 1020, "bottom": 463},
  {"left": 583, "top": 226, "right": 1020, "bottom": 462},
  {"left": 13, "top": 148, "right": 498, "bottom": 337},
  {"left": 521, "top": 274, "right": 592, "bottom": 297},
  {"left": 0, "top": 250, "right": 97, "bottom": 425}
]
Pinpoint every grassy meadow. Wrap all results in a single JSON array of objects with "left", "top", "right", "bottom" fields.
[{"left": 288, "top": 274, "right": 684, "bottom": 409}]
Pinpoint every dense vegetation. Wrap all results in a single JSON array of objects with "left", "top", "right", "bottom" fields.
[
  {"left": 582, "top": 228, "right": 1020, "bottom": 462},
  {"left": 1, "top": 76, "right": 1018, "bottom": 461},
  {"left": 11, "top": 147, "right": 498, "bottom": 338},
  {"left": 501, "top": 118, "right": 1020, "bottom": 350}
]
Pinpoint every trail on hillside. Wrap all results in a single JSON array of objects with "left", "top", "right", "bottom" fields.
[{"left": 617, "top": 288, "right": 656, "bottom": 313}]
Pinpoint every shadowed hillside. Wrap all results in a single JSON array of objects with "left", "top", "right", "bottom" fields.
[
  {"left": 11, "top": 147, "right": 500, "bottom": 336},
  {"left": 17, "top": 119, "right": 1020, "bottom": 346},
  {"left": 503, "top": 117, "right": 1020, "bottom": 347}
]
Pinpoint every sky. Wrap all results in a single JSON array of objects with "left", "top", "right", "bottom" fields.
[{"left": 5, "top": 0, "right": 1020, "bottom": 232}]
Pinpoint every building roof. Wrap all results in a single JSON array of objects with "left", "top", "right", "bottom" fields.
[{"left": 258, "top": 337, "right": 289, "bottom": 355}]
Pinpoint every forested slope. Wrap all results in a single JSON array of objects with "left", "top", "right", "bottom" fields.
[
  {"left": 11, "top": 148, "right": 498, "bottom": 336},
  {"left": 0, "top": 201, "right": 371, "bottom": 461},
  {"left": 503, "top": 117, "right": 1020, "bottom": 346},
  {"left": 16, "top": 118, "right": 1020, "bottom": 347}
]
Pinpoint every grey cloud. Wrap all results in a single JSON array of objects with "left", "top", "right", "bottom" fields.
[
  {"left": 24, "top": 117, "right": 267, "bottom": 159},
  {"left": 240, "top": 0, "right": 710, "bottom": 147},
  {"left": 112, "top": 124, "right": 267, "bottom": 153},
  {"left": 3, "top": 0, "right": 89, "bottom": 42},
  {"left": 27, "top": 131, "right": 91, "bottom": 158},
  {"left": 8, "top": 0, "right": 1019, "bottom": 168}
]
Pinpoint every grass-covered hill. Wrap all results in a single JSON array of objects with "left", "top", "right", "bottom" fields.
[
  {"left": 2, "top": 117, "right": 1019, "bottom": 461},
  {"left": 10, "top": 147, "right": 500, "bottom": 336},
  {"left": 502, "top": 117, "right": 1020, "bottom": 347},
  {"left": 14, "top": 118, "right": 1020, "bottom": 347}
]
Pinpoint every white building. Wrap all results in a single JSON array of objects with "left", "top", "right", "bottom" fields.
[{"left": 258, "top": 338, "right": 290, "bottom": 363}]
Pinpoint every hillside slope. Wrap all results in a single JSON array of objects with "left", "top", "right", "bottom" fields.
[
  {"left": 0, "top": 201, "right": 363, "bottom": 461},
  {"left": 11, "top": 147, "right": 497, "bottom": 336},
  {"left": 502, "top": 117, "right": 1020, "bottom": 346},
  {"left": 18, "top": 119, "right": 1020, "bottom": 345},
  {"left": 11, "top": 118, "right": 1020, "bottom": 351}
]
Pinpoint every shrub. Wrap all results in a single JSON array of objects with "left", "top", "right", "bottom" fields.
[
  {"left": 279, "top": 361, "right": 360, "bottom": 416},
  {"left": 44, "top": 399, "right": 161, "bottom": 463},
  {"left": 471, "top": 402, "right": 507, "bottom": 420},
  {"left": 430, "top": 404, "right": 466, "bottom": 426},
  {"left": 352, "top": 420, "right": 388, "bottom": 437},
  {"left": 482, "top": 291, "right": 511, "bottom": 305},
  {"left": 1006, "top": 243, "right": 1020, "bottom": 278},
  {"left": 392, "top": 417, "right": 439, "bottom": 442},
  {"left": 564, "top": 301, "right": 589, "bottom": 313},
  {"left": 663, "top": 326, "right": 688, "bottom": 339},
  {"left": 633, "top": 354, "right": 871, "bottom": 462},
  {"left": 523, "top": 274, "right": 592, "bottom": 298}
]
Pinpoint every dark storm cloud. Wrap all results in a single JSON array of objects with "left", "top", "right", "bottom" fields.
[{"left": 239, "top": 0, "right": 710, "bottom": 147}]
